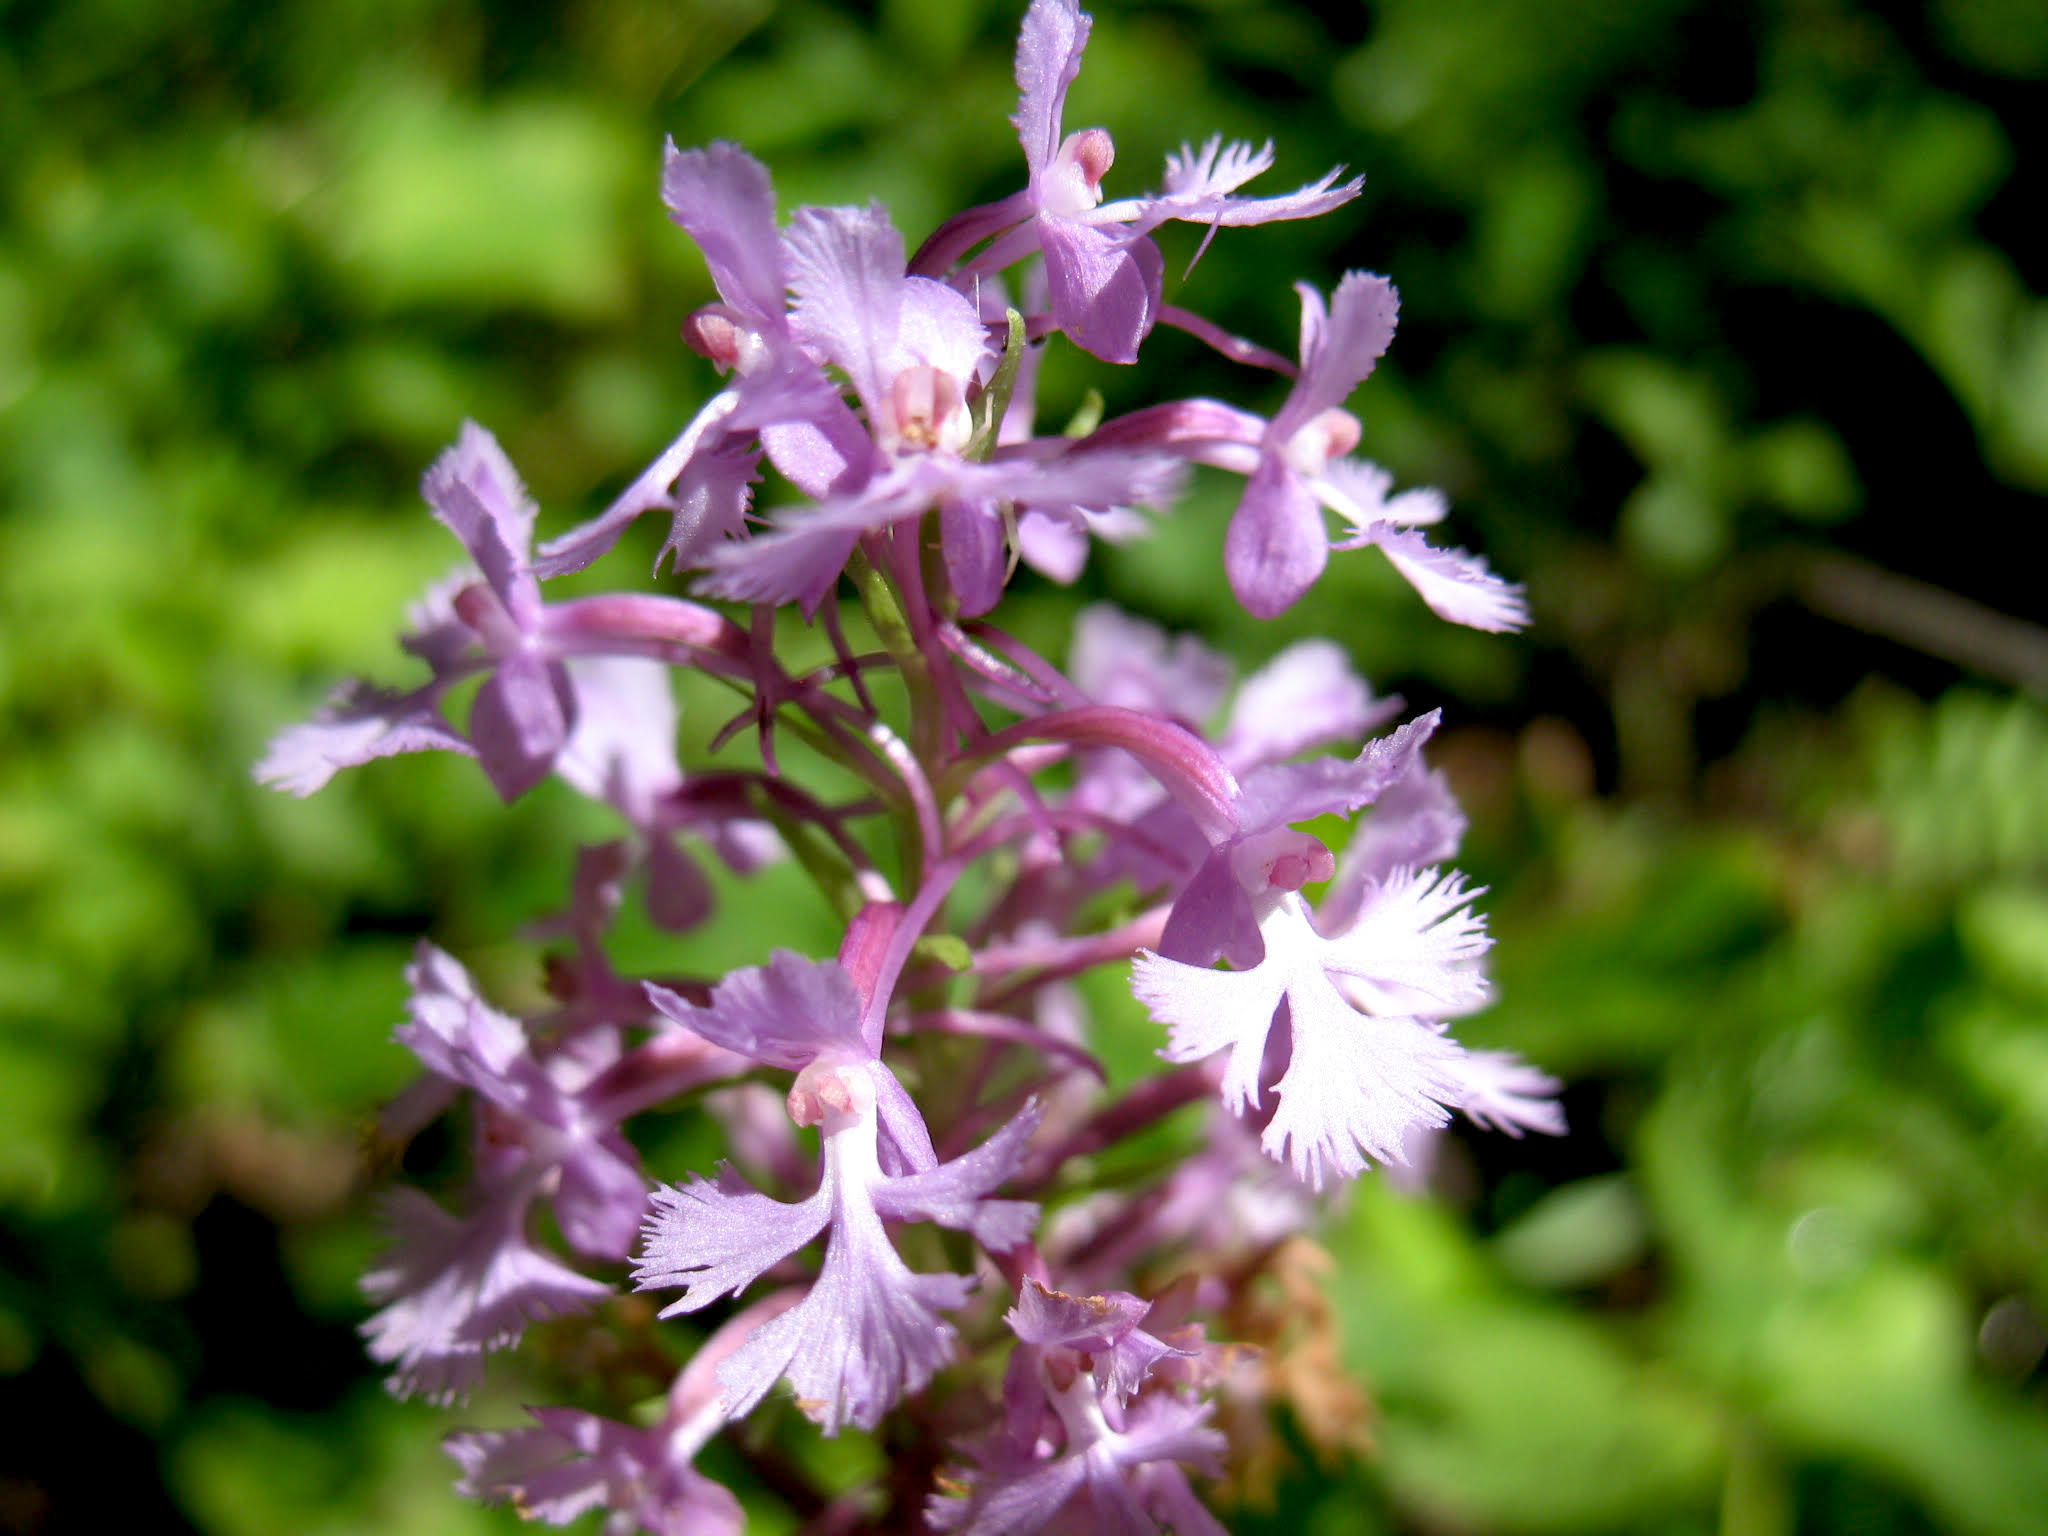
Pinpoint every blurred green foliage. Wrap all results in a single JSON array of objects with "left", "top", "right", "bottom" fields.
[{"left": 3, "top": 0, "right": 2045, "bottom": 1531}]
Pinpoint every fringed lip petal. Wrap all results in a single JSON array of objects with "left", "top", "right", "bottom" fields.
[
  {"left": 254, "top": 681, "right": 473, "bottom": 797},
  {"left": 1338, "top": 521, "right": 1531, "bottom": 632},
  {"left": 635, "top": 1166, "right": 834, "bottom": 1317},
  {"left": 361, "top": 1188, "right": 610, "bottom": 1404}
]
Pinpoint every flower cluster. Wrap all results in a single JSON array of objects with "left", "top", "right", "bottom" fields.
[{"left": 260, "top": 2, "right": 1559, "bottom": 1530}]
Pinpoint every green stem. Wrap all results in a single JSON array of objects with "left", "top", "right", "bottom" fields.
[
  {"left": 745, "top": 784, "right": 869, "bottom": 922},
  {"left": 966, "top": 308, "right": 1028, "bottom": 463},
  {"left": 845, "top": 546, "right": 939, "bottom": 887}
]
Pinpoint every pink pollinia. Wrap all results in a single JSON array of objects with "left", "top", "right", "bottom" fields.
[{"left": 257, "top": 0, "right": 1558, "bottom": 1530}]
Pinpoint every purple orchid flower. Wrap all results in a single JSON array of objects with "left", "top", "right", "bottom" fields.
[
  {"left": 913, "top": 0, "right": 1362, "bottom": 365},
  {"left": 996, "top": 0, "right": 1158, "bottom": 364},
  {"left": 1154, "top": 711, "right": 1440, "bottom": 968},
  {"left": 1220, "top": 271, "right": 1400, "bottom": 616},
  {"left": 1057, "top": 614, "right": 1414, "bottom": 1003},
  {"left": 418, "top": 422, "right": 582, "bottom": 799},
  {"left": 1134, "top": 871, "right": 1482, "bottom": 1190},
  {"left": 447, "top": 1404, "right": 744, "bottom": 1536},
  {"left": 1133, "top": 855, "right": 1562, "bottom": 1188},
  {"left": 260, "top": 422, "right": 613, "bottom": 803},
  {"left": 699, "top": 202, "right": 1182, "bottom": 615},
  {"left": 929, "top": 1280, "right": 1227, "bottom": 1536},
  {"left": 360, "top": 1186, "right": 611, "bottom": 1405},
  {"left": 634, "top": 953, "right": 1041, "bottom": 1433},
  {"left": 359, "top": 944, "right": 754, "bottom": 1403},
  {"left": 534, "top": 142, "right": 867, "bottom": 580},
  {"left": 1009, "top": 1280, "right": 1192, "bottom": 1406},
  {"left": 444, "top": 1291, "right": 800, "bottom": 1536},
  {"left": 257, "top": 4, "right": 1558, "bottom": 1523},
  {"left": 1084, "top": 273, "right": 1529, "bottom": 623},
  {"left": 398, "top": 944, "right": 655, "bottom": 1259}
]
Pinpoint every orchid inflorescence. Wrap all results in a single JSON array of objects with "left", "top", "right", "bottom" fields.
[{"left": 258, "top": 1, "right": 1561, "bottom": 1530}]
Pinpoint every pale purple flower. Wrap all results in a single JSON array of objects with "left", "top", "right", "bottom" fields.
[
  {"left": 254, "top": 678, "right": 473, "bottom": 796},
  {"left": 698, "top": 201, "right": 1183, "bottom": 615},
  {"left": 399, "top": 943, "right": 650, "bottom": 1259},
  {"left": 1080, "top": 275, "right": 1525, "bottom": 625},
  {"left": 1133, "top": 861, "right": 1533, "bottom": 1188},
  {"left": 421, "top": 421, "right": 578, "bottom": 799},
  {"left": 370, "top": 942, "right": 736, "bottom": 1418},
  {"left": 696, "top": 1143, "right": 973, "bottom": 1432},
  {"left": 1156, "top": 712, "right": 1440, "bottom": 967},
  {"left": 361, "top": 1186, "right": 610, "bottom": 1404},
  {"left": 534, "top": 142, "right": 864, "bottom": 578},
  {"left": 1008, "top": 1280, "right": 1190, "bottom": 1406},
  {"left": 929, "top": 1280, "right": 1227, "bottom": 1536},
  {"left": 635, "top": 954, "right": 1042, "bottom": 1432},
  {"left": 1002, "top": 0, "right": 1158, "bottom": 363},
  {"left": 445, "top": 1407, "right": 743, "bottom": 1536},
  {"left": 1221, "top": 272, "right": 1399, "bottom": 616},
  {"left": 635, "top": 1091, "right": 1042, "bottom": 1432},
  {"left": 914, "top": 0, "right": 1362, "bottom": 365},
  {"left": 442, "top": 1292, "right": 798, "bottom": 1536},
  {"left": 696, "top": 199, "right": 980, "bottom": 609}
]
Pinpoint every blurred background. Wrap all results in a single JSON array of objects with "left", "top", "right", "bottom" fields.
[{"left": 3, "top": 0, "right": 2047, "bottom": 1530}]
